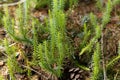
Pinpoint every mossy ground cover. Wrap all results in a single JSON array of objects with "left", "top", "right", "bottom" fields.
[{"left": 0, "top": 0, "right": 120, "bottom": 80}]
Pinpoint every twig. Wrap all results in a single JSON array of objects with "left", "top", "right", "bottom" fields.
[
  {"left": 114, "top": 70, "right": 119, "bottom": 80},
  {"left": 101, "top": 26, "right": 107, "bottom": 80},
  {"left": 20, "top": 64, "right": 49, "bottom": 80},
  {"left": 0, "top": 0, "right": 26, "bottom": 7}
]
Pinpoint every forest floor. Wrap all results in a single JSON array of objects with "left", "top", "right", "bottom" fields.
[{"left": 0, "top": 0, "right": 120, "bottom": 80}]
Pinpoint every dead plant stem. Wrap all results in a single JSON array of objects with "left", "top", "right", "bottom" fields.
[
  {"left": 101, "top": 27, "right": 107, "bottom": 80},
  {"left": 0, "top": 0, "right": 26, "bottom": 7}
]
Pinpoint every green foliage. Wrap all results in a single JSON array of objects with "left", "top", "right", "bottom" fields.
[
  {"left": 69, "top": 0, "right": 78, "bottom": 8},
  {"left": 2, "top": 0, "right": 120, "bottom": 79},
  {"left": 0, "top": 75, "right": 4, "bottom": 80},
  {"left": 2, "top": 4, "right": 44, "bottom": 79},
  {"left": 92, "top": 42, "right": 101, "bottom": 80},
  {"left": 3, "top": 4, "right": 32, "bottom": 44},
  {"left": 33, "top": 34, "right": 67, "bottom": 77},
  {"left": 90, "top": 13, "right": 97, "bottom": 28},
  {"left": 52, "top": 0, "right": 65, "bottom": 11},
  {"left": 113, "top": 0, "right": 120, "bottom": 6},
  {"left": 75, "top": 61, "right": 90, "bottom": 71},
  {"left": 96, "top": 0, "right": 119, "bottom": 29},
  {"left": 79, "top": 13, "right": 101, "bottom": 55},
  {"left": 2, "top": 0, "right": 46, "bottom": 45},
  {"left": 32, "top": 0, "right": 70, "bottom": 77},
  {"left": 79, "top": 37, "right": 95, "bottom": 55},
  {"left": 78, "top": 13, "right": 102, "bottom": 80},
  {"left": 90, "top": 1, "right": 120, "bottom": 79},
  {"left": 96, "top": 0, "right": 103, "bottom": 10},
  {"left": 4, "top": 39, "right": 22, "bottom": 80},
  {"left": 118, "top": 41, "right": 120, "bottom": 55},
  {"left": 35, "top": 0, "right": 51, "bottom": 9},
  {"left": 107, "top": 55, "right": 120, "bottom": 70},
  {"left": 107, "top": 42, "right": 120, "bottom": 70},
  {"left": 32, "top": 21, "right": 39, "bottom": 64},
  {"left": 79, "top": 23, "right": 91, "bottom": 50},
  {"left": 102, "top": 0, "right": 112, "bottom": 28},
  {"left": 35, "top": 0, "right": 78, "bottom": 10},
  {"left": 0, "top": 11, "right": 4, "bottom": 26}
]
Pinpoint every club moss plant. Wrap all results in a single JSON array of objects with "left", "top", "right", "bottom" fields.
[
  {"left": 2, "top": 0, "right": 120, "bottom": 80},
  {"left": 32, "top": 0, "right": 71, "bottom": 77},
  {"left": 35, "top": 0, "right": 78, "bottom": 10},
  {"left": 107, "top": 41, "right": 120, "bottom": 70},
  {"left": 89, "top": 0, "right": 120, "bottom": 80},
  {"left": 92, "top": 42, "right": 101, "bottom": 80},
  {"left": 3, "top": 4, "right": 32, "bottom": 45},
  {"left": 4, "top": 39, "right": 22, "bottom": 80}
]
